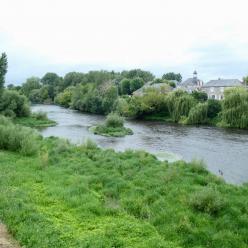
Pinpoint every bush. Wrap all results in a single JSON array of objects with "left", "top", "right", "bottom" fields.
[
  {"left": 189, "top": 187, "right": 226, "bottom": 215},
  {"left": 0, "top": 90, "right": 30, "bottom": 117},
  {"left": 33, "top": 111, "right": 48, "bottom": 120},
  {"left": 0, "top": 115, "right": 39, "bottom": 155},
  {"left": 221, "top": 88, "right": 248, "bottom": 129},
  {"left": 207, "top": 99, "right": 222, "bottom": 118},
  {"left": 186, "top": 102, "right": 208, "bottom": 124},
  {"left": 105, "top": 113, "right": 124, "bottom": 128}
]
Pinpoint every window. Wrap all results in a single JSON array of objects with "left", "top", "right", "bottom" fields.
[
  {"left": 220, "top": 95, "right": 224, "bottom": 100},
  {"left": 211, "top": 95, "right": 215, "bottom": 99}
]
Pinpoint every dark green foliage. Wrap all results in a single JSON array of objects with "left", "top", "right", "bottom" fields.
[
  {"left": 162, "top": 72, "right": 182, "bottom": 82},
  {"left": 186, "top": 102, "right": 208, "bottom": 124},
  {"left": 54, "top": 86, "right": 75, "bottom": 107},
  {"left": 71, "top": 83, "right": 118, "bottom": 114},
  {"left": 0, "top": 90, "right": 30, "bottom": 118},
  {"left": 91, "top": 113, "right": 133, "bottom": 137},
  {"left": 129, "top": 77, "right": 144, "bottom": 93},
  {"left": 191, "top": 90, "right": 208, "bottom": 102},
  {"left": 21, "top": 77, "right": 41, "bottom": 98},
  {"left": 0, "top": 138, "right": 247, "bottom": 247},
  {"left": 121, "top": 69, "right": 155, "bottom": 82},
  {"left": 0, "top": 116, "right": 39, "bottom": 155},
  {"left": 167, "top": 90, "right": 195, "bottom": 122},
  {"left": 63, "top": 72, "right": 85, "bottom": 89},
  {"left": 105, "top": 112, "right": 124, "bottom": 128},
  {"left": 189, "top": 187, "right": 227, "bottom": 215},
  {"left": 120, "top": 78, "right": 131, "bottom": 95},
  {"left": 221, "top": 88, "right": 248, "bottom": 128},
  {"left": 207, "top": 99, "right": 222, "bottom": 118},
  {"left": 41, "top": 72, "right": 63, "bottom": 100},
  {"left": 0, "top": 52, "right": 8, "bottom": 94}
]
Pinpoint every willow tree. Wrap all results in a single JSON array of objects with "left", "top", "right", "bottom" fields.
[
  {"left": 0, "top": 53, "right": 8, "bottom": 95},
  {"left": 222, "top": 87, "right": 248, "bottom": 129},
  {"left": 166, "top": 90, "right": 196, "bottom": 122}
]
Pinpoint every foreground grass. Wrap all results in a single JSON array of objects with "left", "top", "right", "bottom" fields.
[
  {"left": 0, "top": 138, "right": 248, "bottom": 247},
  {"left": 14, "top": 114, "right": 56, "bottom": 128}
]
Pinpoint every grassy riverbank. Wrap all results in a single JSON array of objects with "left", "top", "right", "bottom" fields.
[
  {"left": 0, "top": 119, "right": 248, "bottom": 247},
  {"left": 14, "top": 112, "right": 56, "bottom": 128}
]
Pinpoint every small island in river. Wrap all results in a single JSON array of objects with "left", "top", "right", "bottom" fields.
[{"left": 90, "top": 112, "right": 133, "bottom": 137}]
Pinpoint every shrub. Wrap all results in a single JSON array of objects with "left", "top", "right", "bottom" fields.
[
  {"left": 0, "top": 90, "right": 30, "bottom": 117},
  {"left": 33, "top": 111, "right": 48, "bottom": 120},
  {"left": 0, "top": 116, "right": 39, "bottom": 155},
  {"left": 221, "top": 87, "right": 248, "bottom": 129},
  {"left": 105, "top": 113, "right": 124, "bottom": 128},
  {"left": 207, "top": 99, "right": 222, "bottom": 118},
  {"left": 186, "top": 102, "right": 208, "bottom": 124},
  {"left": 189, "top": 187, "right": 226, "bottom": 215}
]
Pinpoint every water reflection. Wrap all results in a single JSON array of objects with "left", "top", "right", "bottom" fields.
[{"left": 32, "top": 104, "right": 248, "bottom": 185}]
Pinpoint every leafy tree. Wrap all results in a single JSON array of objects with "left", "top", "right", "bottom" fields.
[
  {"left": 162, "top": 72, "right": 182, "bottom": 82},
  {"left": 121, "top": 69, "right": 155, "bottom": 82},
  {"left": 130, "top": 77, "right": 144, "bottom": 93},
  {"left": 0, "top": 90, "right": 30, "bottom": 117},
  {"left": 22, "top": 77, "right": 41, "bottom": 98},
  {"left": 207, "top": 99, "right": 222, "bottom": 118},
  {"left": 221, "top": 87, "right": 248, "bottom": 128},
  {"left": 55, "top": 86, "right": 75, "bottom": 107},
  {"left": 41, "top": 72, "right": 63, "bottom": 100},
  {"left": 191, "top": 91, "right": 208, "bottom": 102},
  {"left": 120, "top": 78, "right": 131, "bottom": 95},
  {"left": 0, "top": 52, "right": 8, "bottom": 95},
  {"left": 63, "top": 72, "right": 85, "bottom": 89}
]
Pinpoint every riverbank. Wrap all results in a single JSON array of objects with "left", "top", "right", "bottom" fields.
[
  {"left": 0, "top": 135, "right": 248, "bottom": 247},
  {"left": 14, "top": 114, "right": 57, "bottom": 128}
]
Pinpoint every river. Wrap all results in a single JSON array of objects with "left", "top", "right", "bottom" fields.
[{"left": 32, "top": 104, "right": 248, "bottom": 185}]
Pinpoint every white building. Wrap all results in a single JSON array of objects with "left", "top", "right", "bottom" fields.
[
  {"left": 178, "top": 71, "right": 203, "bottom": 93},
  {"left": 201, "top": 79, "right": 243, "bottom": 100}
]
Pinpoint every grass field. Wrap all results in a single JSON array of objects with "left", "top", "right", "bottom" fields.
[{"left": 0, "top": 136, "right": 248, "bottom": 248}]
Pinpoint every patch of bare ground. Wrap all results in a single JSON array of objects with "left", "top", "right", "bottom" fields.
[{"left": 0, "top": 224, "right": 20, "bottom": 248}]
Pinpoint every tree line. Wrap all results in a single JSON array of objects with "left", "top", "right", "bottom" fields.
[{"left": 1, "top": 52, "right": 248, "bottom": 129}]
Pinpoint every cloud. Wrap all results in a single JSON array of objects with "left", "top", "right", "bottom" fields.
[{"left": 1, "top": 0, "right": 248, "bottom": 83}]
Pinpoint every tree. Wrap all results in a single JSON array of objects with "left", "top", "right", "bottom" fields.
[
  {"left": 191, "top": 91, "right": 208, "bottom": 102},
  {"left": 0, "top": 53, "right": 8, "bottom": 95},
  {"left": 162, "top": 72, "right": 182, "bottom": 82},
  {"left": 120, "top": 78, "right": 131, "bottom": 95},
  {"left": 121, "top": 69, "right": 155, "bottom": 82},
  {"left": 130, "top": 77, "right": 144, "bottom": 93},
  {"left": 41, "top": 72, "right": 63, "bottom": 100},
  {"left": 22, "top": 77, "right": 41, "bottom": 98}
]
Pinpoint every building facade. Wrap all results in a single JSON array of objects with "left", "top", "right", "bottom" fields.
[
  {"left": 201, "top": 79, "right": 243, "bottom": 100},
  {"left": 178, "top": 71, "right": 203, "bottom": 93}
]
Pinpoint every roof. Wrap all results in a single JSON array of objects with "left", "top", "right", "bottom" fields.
[
  {"left": 203, "top": 79, "right": 242, "bottom": 88},
  {"left": 180, "top": 77, "right": 199, "bottom": 86}
]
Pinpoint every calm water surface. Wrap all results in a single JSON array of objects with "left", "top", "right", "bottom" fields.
[{"left": 32, "top": 104, "right": 248, "bottom": 185}]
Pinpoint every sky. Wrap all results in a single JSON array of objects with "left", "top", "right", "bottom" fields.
[{"left": 1, "top": 0, "right": 248, "bottom": 85}]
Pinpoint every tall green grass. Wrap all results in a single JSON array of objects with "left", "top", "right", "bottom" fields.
[
  {"left": 0, "top": 115, "right": 40, "bottom": 155},
  {"left": 0, "top": 137, "right": 247, "bottom": 247}
]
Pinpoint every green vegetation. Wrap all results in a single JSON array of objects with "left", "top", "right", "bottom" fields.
[
  {"left": 90, "top": 113, "right": 133, "bottom": 137},
  {"left": 220, "top": 87, "right": 248, "bottom": 129},
  {"left": 0, "top": 115, "right": 40, "bottom": 155},
  {"left": 14, "top": 111, "right": 57, "bottom": 128},
  {"left": 0, "top": 90, "right": 30, "bottom": 118},
  {"left": 162, "top": 72, "right": 182, "bottom": 82},
  {"left": 0, "top": 120, "right": 248, "bottom": 247},
  {"left": 0, "top": 52, "right": 8, "bottom": 96}
]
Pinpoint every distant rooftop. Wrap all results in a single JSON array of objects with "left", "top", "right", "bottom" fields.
[{"left": 203, "top": 79, "right": 242, "bottom": 87}]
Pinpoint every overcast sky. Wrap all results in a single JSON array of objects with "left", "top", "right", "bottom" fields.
[{"left": 1, "top": 0, "right": 248, "bottom": 84}]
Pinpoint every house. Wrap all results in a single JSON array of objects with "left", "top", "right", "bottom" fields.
[
  {"left": 201, "top": 79, "right": 243, "bottom": 100},
  {"left": 177, "top": 71, "right": 203, "bottom": 93},
  {"left": 132, "top": 81, "right": 173, "bottom": 96}
]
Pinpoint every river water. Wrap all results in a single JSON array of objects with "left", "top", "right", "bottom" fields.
[{"left": 32, "top": 104, "right": 248, "bottom": 185}]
